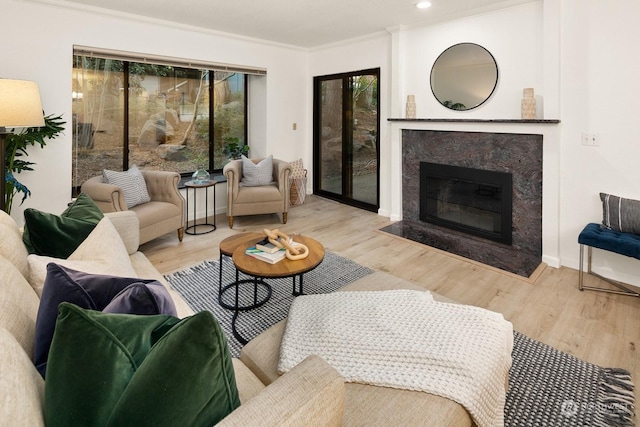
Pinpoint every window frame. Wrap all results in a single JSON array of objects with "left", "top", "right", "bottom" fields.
[{"left": 72, "top": 47, "right": 258, "bottom": 194}]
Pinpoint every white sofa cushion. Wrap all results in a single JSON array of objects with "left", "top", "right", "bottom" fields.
[
  {"left": 0, "top": 212, "right": 29, "bottom": 278},
  {"left": 0, "top": 256, "right": 40, "bottom": 357},
  {"left": 0, "top": 328, "right": 45, "bottom": 427},
  {"left": 28, "top": 217, "right": 137, "bottom": 297}
]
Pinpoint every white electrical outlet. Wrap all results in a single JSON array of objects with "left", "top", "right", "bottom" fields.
[{"left": 581, "top": 132, "right": 599, "bottom": 146}]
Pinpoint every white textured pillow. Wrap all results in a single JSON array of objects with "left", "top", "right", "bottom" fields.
[
  {"left": 0, "top": 328, "right": 45, "bottom": 427},
  {"left": 27, "top": 217, "right": 137, "bottom": 297},
  {"left": 103, "top": 165, "right": 151, "bottom": 208},
  {"left": 240, "top": 155, "right": 274, "bottom": 187}
]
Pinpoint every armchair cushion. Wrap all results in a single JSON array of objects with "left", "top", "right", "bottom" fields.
[
  {"left": 22, "top": 193, "right": 104, "bottom": 259},
  {"left": 241, "top": 155, "right": 274, "bottom": 187},
  {"left": 103, "top": 165, "right": 151, "bottom": 208}
]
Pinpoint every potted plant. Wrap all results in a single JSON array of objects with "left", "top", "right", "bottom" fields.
[
  {"left": 4, "top": 113, "right": 65, "bottom": 213},
  {"left": 223, "top": 136, "right": 249, "bottom": 160}
]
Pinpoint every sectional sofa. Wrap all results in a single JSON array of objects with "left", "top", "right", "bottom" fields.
[
  {"left": 0, "top": 209, "right": 344, "bottom": 425},
  {"left": 0, "top": 207, "right": 477, "bottom": 425}
]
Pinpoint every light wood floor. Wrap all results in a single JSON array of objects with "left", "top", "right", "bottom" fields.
[{"left": 143, "top": 195, "right": 640, "bottom": 405}]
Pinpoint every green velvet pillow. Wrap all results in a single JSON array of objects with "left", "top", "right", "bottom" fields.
[
  {"left": 45, "top": 303, "right": 240, "bottom": 427},
  {"left": 23, "top": 193, "right": 104, "bottom": 258}
]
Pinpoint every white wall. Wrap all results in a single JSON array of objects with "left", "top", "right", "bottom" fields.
[
  {"left": 559, "top": 0, "right": 640, "bottom": 286},
  {"left": 1, "top": 0, "right": 308, "bottom": 224},
  {"left": 309, "top": 0, "right": 640, "bottom": 286},
  {"left": 401, "top": 2, "right": 544, "bottom": 120}
]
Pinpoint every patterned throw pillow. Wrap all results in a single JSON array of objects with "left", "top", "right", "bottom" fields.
[
  {"left": 240, "top": 155, "right": 274, "bottom": 187},
  {"left": 103, "top": 165, "right": 151, "bottom": 208},
  {"left": 600, "top": 192, "right": 640, "bottom": 235},
  {"left": 289, "top": 158, "right": 306, "bottom": 179}
]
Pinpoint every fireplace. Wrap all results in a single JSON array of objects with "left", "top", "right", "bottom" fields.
[
  {"left": 420, "top": 162, "right": 513, "bottom": 245},
  {"left": 381, "top": 129, "right": 543, "bottom": 277}
]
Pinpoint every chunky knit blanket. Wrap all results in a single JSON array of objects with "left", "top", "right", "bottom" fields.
[{"left": 278, "top": 290, "right": 513, "bottom": 427}]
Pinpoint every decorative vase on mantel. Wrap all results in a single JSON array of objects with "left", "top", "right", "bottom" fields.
[
  {"left": 406, "top": 95, "right": 417, "bottom": 119},
  {"left": 192, "top": 167, "right": 210, "bottom": 184},
  {"left": 521, "top": 88, "right": 536, "bottom": 119}
]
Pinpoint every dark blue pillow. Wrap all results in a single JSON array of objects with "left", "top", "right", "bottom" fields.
[{"left": 34, "top": 263, "right": 177, "bottom": 377}]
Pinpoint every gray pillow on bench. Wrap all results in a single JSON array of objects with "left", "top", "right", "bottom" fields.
[{"left": 600, "top": 192, "right": 640, "bottom": 235}]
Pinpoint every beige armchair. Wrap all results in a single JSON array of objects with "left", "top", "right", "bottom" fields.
[
  {"left": 223, "top": 158, "right": 292, "bottom": 229},
  {"left": 81, "top": 170, "right": 185, "bottom": 245}
]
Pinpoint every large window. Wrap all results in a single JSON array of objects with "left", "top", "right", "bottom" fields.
[{"left": 71, "top": 48, "right": 256, "bottom": 194}]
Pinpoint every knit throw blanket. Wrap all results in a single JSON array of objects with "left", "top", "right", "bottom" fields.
[{"left": 278, "top": 290, "right": 514, "bottom": 427}]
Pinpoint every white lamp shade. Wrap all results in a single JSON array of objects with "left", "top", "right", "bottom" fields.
[{"left": 0, "top": 79, "right": 45, "bottom": 128}]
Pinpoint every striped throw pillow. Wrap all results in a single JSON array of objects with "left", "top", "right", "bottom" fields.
[
  {"left": 600, "top": 192, "right": 640, "bottom": 235},
  {"left": 103, "top": 165, "right": 151, "bottom": 208}
]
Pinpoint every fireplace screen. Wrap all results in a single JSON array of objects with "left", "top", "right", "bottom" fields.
[{"left": 420, "top": 162, "right": 512, "bottom": 245}]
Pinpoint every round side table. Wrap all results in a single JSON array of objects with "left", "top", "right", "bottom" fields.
[{"left": 184, "top": 180, "right": 217, "bottom": 235}]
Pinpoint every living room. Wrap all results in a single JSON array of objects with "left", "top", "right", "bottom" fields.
[
  {"left": 2, "top": 0, "right": 639, "bottom": 287},
  {"left": 2, "top": 0, "right": 640, "bottom": 424}
]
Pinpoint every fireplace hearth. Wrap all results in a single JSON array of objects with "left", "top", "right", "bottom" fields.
[{"left": 382, "top": 129, "right": 542, "bottom": 277}]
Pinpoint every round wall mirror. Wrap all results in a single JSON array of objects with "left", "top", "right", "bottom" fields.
[{"left": 430, "top": 43, "right": 498, "bottom": 111}]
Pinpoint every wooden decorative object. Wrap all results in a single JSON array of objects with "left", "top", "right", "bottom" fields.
[
  {"left": 406, "top": 95, "right": 417, "bottom": 119},
  {"left": 521, "top": 88, "right": 536, "bottom": 119}
]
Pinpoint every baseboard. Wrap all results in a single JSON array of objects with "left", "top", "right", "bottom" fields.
[{"left": 542, "top": 255, "right": 560, "bottom": 269}]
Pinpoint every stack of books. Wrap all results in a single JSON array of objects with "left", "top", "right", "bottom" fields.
[{"left": 245, "top": 238, "right": 287, "bottom": 264}]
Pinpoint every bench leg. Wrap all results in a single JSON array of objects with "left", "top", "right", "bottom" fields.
[
  {"left": 578, "top": 245, "right": 640, "bottom": 297},
  {"left": 579, "top": 244, "right": 585, "bottom": 291}
]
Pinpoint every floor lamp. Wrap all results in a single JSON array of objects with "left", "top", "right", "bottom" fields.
[{"left": 0, "top": 79, "right": 45, "bottom": 212}]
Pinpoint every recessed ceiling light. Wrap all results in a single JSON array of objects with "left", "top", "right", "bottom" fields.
[{"left": 415, "top": 1, "right": 432, "bottom": 9}]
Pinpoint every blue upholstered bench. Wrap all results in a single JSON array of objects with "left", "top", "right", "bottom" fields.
[{"left": 578, "top": 223, "right": 640, "bottom": 296}]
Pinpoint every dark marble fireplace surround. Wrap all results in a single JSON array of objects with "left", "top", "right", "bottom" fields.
[{"left": 384, "top": 130, "right": 543, "bottom": 277}]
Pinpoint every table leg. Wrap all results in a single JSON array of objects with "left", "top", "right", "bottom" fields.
[
  {"left": 254, "top": 276, "right": 258, "bottom": 305},
  {"left": 192, "top": 187, "right": 197, "bottom": 231},
  {"left": 292, "top": 274, "right": 305, "bottom": 296},
  {"left": 212, "top": 184, "right": 216, "bottom": 228},
  {"left": 234, "top": 268, "right": 239, "bottom": 308},
  {"left": 231, "top": 312, "right": 249, "bottom": 345},
  {"left": 219, "top": 252, "right": 224, "bottom": 296}
]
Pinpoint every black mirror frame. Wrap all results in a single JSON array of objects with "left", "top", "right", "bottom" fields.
[{"left": 430, "top": 42, "right": 499, "bottom": 111}]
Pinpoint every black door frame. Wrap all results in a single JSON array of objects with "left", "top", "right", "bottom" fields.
[{"left": 312, "top": 68, "right": 380, "bottom": 212}]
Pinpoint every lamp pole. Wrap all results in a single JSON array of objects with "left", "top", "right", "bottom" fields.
[{"left": 0, "top": 129, "right": 6, "bottom": 211}]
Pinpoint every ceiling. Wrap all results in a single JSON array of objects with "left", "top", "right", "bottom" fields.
[{"left": 45, "top": 0, "right": 535, "bottom": 48}]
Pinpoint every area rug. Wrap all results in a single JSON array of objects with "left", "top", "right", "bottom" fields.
[
  {"left": 506, "top": 332, "right": 634, "bottom": 426},
  {"left": 165, "top": 251, "right": 374, "bottom": 356},
  {"left": 166, "top": 257, "right": 634, "bottom": 426}
]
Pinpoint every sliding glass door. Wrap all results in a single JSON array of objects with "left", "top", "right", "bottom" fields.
[{"left": 313, "top": 69, "right": 379, "bottom": 211}]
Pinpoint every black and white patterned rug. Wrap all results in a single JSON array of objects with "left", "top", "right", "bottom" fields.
[
  {"left": 165, "top": 251, "right": 374, "bottom": 357},
  {"left": 166, "top": 256, "right": 634, "bottom": 426}
]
